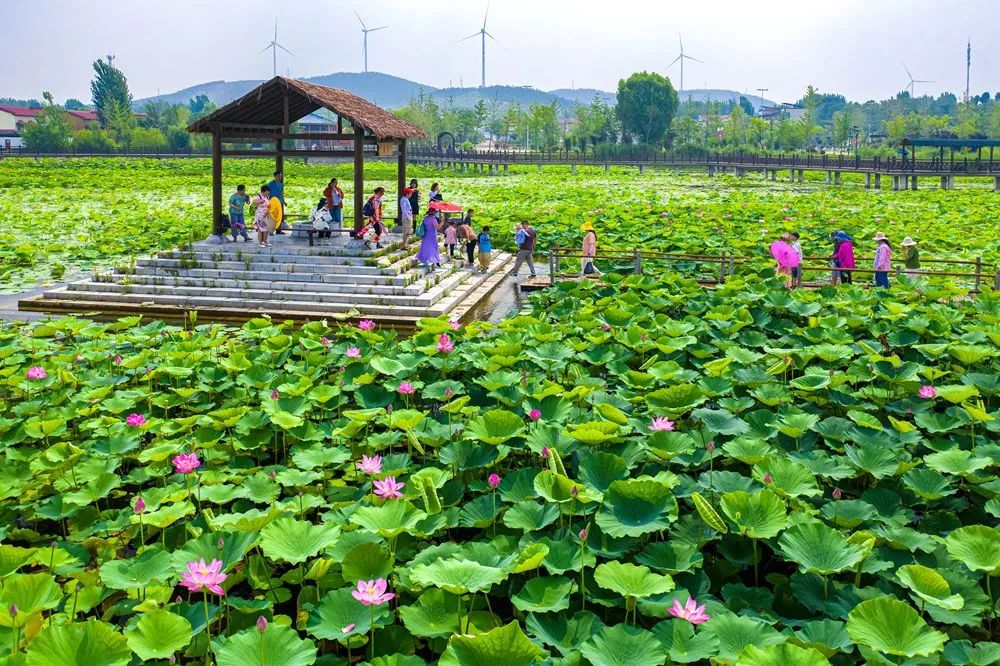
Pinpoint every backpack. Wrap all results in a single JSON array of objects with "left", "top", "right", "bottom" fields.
[
  {"left": 414, "top": 220, "right": 426, "bottom": 239},
  {"left": 362, "top": 200, "right": 375, "bottom": 218}
]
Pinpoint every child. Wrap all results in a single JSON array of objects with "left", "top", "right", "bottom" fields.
[
  {"left": 873, "top": 232, "right": 892, "bottom": 288},
  {"left": 362, "top": 187, "right": 385, "bottom": 248},
  {"left": 789, "top": 231, "right": 803, "bottom": 288},
  {"left": 477, "top": 225, "right": 492, "bottom": 273},
  {"left": 444, "top": 219, "right": 458, "bottom": 258},
  {"left": 229, "top": 184, "right": 250, "bottom": 242},
  {"left": 252, "top": 185, "right": 271, "bottom": 247}
]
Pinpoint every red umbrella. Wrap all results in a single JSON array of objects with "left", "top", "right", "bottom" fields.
[
  {"left": 769, "top": 240, "right": 800, "bottom": 267},
  {"left": 427, "top": 201, "right": 462, "bottom": 214}
]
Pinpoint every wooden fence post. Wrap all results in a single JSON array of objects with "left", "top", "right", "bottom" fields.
[
  {"left": 718, "top": 252, "right": 727, "bottom": 284},
  {"left": 549, "top": 246, "right": 557, "bottom": 286},
  {"left": 975, "top": 256, "right": 982, "bottom": 291},
  {"left": 633, "top": 248, "right": 642, "bottom": 274}
]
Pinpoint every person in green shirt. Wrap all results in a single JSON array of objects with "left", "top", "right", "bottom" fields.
[
  {"left": 228, "top": 184, "right": 250, "bottom": 242},
  {"left": 902, "top": 236, "right": 920, "bottom": 276}
]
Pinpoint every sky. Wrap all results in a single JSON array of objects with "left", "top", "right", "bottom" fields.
[{"left": 3, "top": 0, "right": 997, "bottom": 104}]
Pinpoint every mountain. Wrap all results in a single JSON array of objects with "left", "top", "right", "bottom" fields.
[
  {"left": 138, "top": 71, "right": 773, "bottom": 111},
  {"left": 678, "top": 89, "right": 776, "bottom": 108}
]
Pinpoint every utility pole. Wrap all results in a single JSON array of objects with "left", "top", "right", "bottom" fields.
[
  {"left": 756, "top": 88, "right": 768, "bottom": 113},
  {"left": 965, "top": 40, "right": 971, "bottom": 104}
]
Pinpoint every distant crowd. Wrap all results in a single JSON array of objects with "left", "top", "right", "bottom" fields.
[{"left": 772, "top": 230, "right": 921, "bottom": 289}]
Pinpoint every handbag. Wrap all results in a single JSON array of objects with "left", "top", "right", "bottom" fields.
[
  {"left": 414, "top": 221, "right": 426, "bottom": 239},
  {"left": 583, "top": 260, "right": 597, "bottom": 275}
]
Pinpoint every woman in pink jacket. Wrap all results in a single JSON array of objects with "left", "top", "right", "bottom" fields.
[
  {"left": 873, "top": 232, "right": 892, "bottom": 288},
  {"left": 581, "top": 221, "right": 601, "bottom": 276},
  {"left": 833, "top": 231, "right": 855, "bottom": 285}
]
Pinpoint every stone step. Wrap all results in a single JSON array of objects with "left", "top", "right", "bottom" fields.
[
  {"left": 158, "top": 249, "right": 408, "bottom": 268},
  {"left": 139, "top": 257, "right": 415, "bottom": 277},
  {"left": 186, "top": 240, "right": 402, "bottom": 257},
  {"left": 131, "top": 264, "right": 420, "bottom": 287},
  {"left": 120, "top": 273, "right": 450, "bottom": 297}
]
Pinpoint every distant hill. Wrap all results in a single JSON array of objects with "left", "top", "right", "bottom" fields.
[
  {"left": 137, "top": 71, "right": 773, "bottom": 112},
  {"left": 678, "top": 89, "right": 776, "bottom": 108}
]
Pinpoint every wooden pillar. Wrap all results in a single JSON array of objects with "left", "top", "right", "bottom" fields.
[
  {"left": 211, "top": 124, "right": 222, "bottom": 237},
  {"left": 865, "top": 172, "right": 871, "bottom": 189},
  {"left": 277, "top": 87, "right": 289, "bottom": 176},
  {"left": 353, "top": 129, "right": 364, "bottom": 234},
  {"left": 396, "top": 139, "right": 406, "bottom": 224},
  {"left": 874, "top": 173, "right": 881, "bottom": 189}
]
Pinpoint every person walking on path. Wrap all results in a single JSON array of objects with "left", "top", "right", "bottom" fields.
[
  {"left": 477, "top": 226, "right": 493, "bottom": 272},
  {"left": 323, "top": 178, "right": 344, "bottom": 230},
  {"left": 458, "top": 217, "right": 476, "bottom": 267},
  {"left": 902, "top": 236, "right": 920, "bottom": 277},
  {"left": 399, "top": 189, "right": 413, "bottom": 243},
  {"left": 362, "top": 187, "right": 385, "bottom": 247},
  {"left": 406, "top": 179, "right": 420, "bottom": 220},
  {"left": 444, "top": 219, "right": 458, "bottom": 259},
  {"left": 511, "top": 222, "right": 537, "bottom": 278},
  {"left": 415, "top": 212, "right": 441, "bottom": 272},
  {"left": 228, "top": 184, "right": 250, "bottom": 242},
  {"left": 266, "top": 171, "right": 286, "bottom": 234},
  {"left": 252, "top": 185, "right": 272, "bottom": 247},
  {"left": 833, "top": 231, "right": 855, "bottom": 285},
  {"left": 873, "top": 232, "right": 892, "bottom": 288},
  {"left": 580, "top": 221, "right": 602, "bottom": 276}
]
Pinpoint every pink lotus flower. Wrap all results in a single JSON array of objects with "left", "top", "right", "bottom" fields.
[
  {"left": 541, "top": 447, "right": 550, "bottom": 459},
  {"left": 271, "top": 389, "right": 279, "bottom": 400},
  {"left": 351, "top": 578, "right": 395, "bottom": 606},
  {"left": 256, "top": 616, "right": 268, "bottom": 633},
  {"left": 648, "top": 417, "right": 675, "bottom": 432},
  {"left": 436, "top": 334, "right": 454, "bottom": 354},
  {"left": 172, "top": 452, "right": 201, "bottom": 474},
  {"left": 373, "top": 476, "right": 405, "bottom": 499},
  {"left": 357, "top": 454, "right": 382, "bottom": 476},
  {"left": 321, "top": 337, "right": 330, "bottom": 348},
  {"left": 669, "top": 597, "right": 710, "bottom": 625},
  {"left": 449, "top": 320, "right": 462, "bottom": 331},
  {"left": 180, "top": 558, "right": 227, "bottom": 595},
  {"left": 342, "top": 623, "right": 356, "bottom": 633},
  {"left": 529, "top": 409, "right": 542, "bottom": 421},
  {"left": 444, "top": 387, "right": 453, "bottom": 399},
  {"left": 268, "top": 468, "right": 276, "bottom": 480},
  {"left": 345, "top": 347, "right": 362, "bottom": 358},
  {"left": 488, "top": 473, "right": 501, "bottom": 488},
  {"left": 114, "top": 355, "right": 123, "bottom": 365},
  {"left": 763, "top": 473, "right": 773, "bottom": 484},
  {"left": 126, "top": 413, "right": 146, "bottom": 428},
  {"left": 706, "top": 441, "right": 715, "bottom": 452},
  {"left": 26, "top": 366, "right": 47, "bottom": 381},
  {"left": 918, "top": 385, "right": 936, "bottom": 399},
  {"left": 397, "top": 382, "right": 415, "bottom": 395},
  {"left": 133, "top": 496, "right": 146, "bottom": 514},
  {"left": 75, "top": 355, "right": 84, "bottom": 363},
  {"left": 832, "top": 487, "right": 842, "bottom": 500},
  {"left": 602, "top": 323, "right": 611, "bottom": 331},
  {"left": 579, "top": 526, "right": 588, "bottom": 541},
  {"left": 357, "top": 319, "right": 376, "bottom": 331}
]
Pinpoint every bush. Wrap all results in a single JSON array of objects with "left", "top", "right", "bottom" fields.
[
  {"left": 72, "top": 128, "right": 117, "bottom": 152},
  {"left": 129, "top": 127, "right": 167, "bottom": 151},
  {"left": 165, "top": 126, "right": 191, "bottom": 152}
]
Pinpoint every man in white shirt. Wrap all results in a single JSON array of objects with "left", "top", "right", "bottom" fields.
[{"left": 399, "top": 192, "right": 413, "bottom": 243}]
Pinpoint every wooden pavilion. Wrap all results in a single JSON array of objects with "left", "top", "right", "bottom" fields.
[{"left": 188, "top": 76, "right": 426, "bottom": 238}]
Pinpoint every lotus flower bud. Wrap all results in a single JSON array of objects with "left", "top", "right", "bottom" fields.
[
  {"left": 218, "top": 538, "right": 224, "bottom": 549},
  {"left": 763, "top": 473, "right": 773, "bottom": 484},
  {"left": 832, "top": 488, "right": 842, "bottom": 500},
  {"left": 8, "top": 604, "right": 17, "bottom": 618},
  {"left": 706, "top": 441, "right": 715, "bottom": 452},
  {"left": 541, "top": 447, "right": 550, "bottom": 459},
  {"left": 271, "top": 389, "right": 279, "bottom": 400},
  {"left": 488, "top": 473, "right": 501, "bottom": 488},
  {"left": 256, "top": 616, "right": 268, "bottom": 633},
  {"left": 133, "top": 496, "right": 146, "bottom": 514},
  {"left": 579, "top": 527, "right": 588, "bottom": 541}
]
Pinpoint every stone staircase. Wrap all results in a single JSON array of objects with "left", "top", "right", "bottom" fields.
[{"left": 21, "top": 233, "right": 513, "bottom": 324}]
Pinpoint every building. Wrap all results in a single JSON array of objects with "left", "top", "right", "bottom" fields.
[
  {"left": 758, "top": 103, "right": 806, "bottom": 122},
  {"left": 66, "top": 110, "right": 100, "bottom": 131},
  {"left": 0, "top": 105, "right": 44, "bottom": 132},
  {"left": 0, "top": 130, "right": 23, "bottom": 149}
]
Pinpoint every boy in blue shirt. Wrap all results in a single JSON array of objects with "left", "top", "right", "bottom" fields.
[
  {"left": 228, "top": 184, "right": 250, "bottom": 242},
  {"left": 477, "top": 225, "right": 492, "bottom": 273}
]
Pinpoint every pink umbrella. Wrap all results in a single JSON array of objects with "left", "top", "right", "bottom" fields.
[{"left": 769, "top": 240, "right": 800, "bottom": 267}]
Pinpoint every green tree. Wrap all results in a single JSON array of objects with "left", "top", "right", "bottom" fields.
[
  {"left": 747, "top": 117, "right": 768, "bottom": 148},
  {"left": 615, "top": 71, "right": 678, "bottom": 144},
  {"left": 64, "top": 98, "right": 87, "bottom": 110},
  {"left": 90, "top": 58, "right": 132, "bottom": 128},
  {"left": 106, "top": 100, "right": 137, "bottom": 146},
  {"left": 724, "top": 105, "right": 749, "bottom": 145},
  {"left": 738, "top": 96, "right": 755, "bottom": 117},
  {"left": 394, "top": 89, "right": 442, "bottom": 140},
  {"left": 72, "top": 128, "right": 117, "bottom": 151},
  {"left": 832, "top": 109, "right": 856, "bottom": 147},
  {"left": 22, "top": 92, "right": 72, "bottom": 152},
  {"left": 472, "top": 99, "right": 489, "bottom": 143},
  {"left": 669, "top": 115, "right": 700, "bottom": 147},
  {"left": 529, "top": 102, "right": 560, "bottom": 149}
]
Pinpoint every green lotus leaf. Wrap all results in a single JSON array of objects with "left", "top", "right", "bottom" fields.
[
  {"left": 307, "top": 587, "right": 391, "bottom": 641},
  {"left": 789, "top": 374, "right": 831, "bottom": 392},
  {"left": 215, "top": 623, "right": 317, "bottom": 666},
  {"left": 0, "top": 573, "right": 63, "bottom": 628},
  {"left": 645, "top": 383, "right": 706, "bottom": 414},
  {"left": 534, "top": 470, "right": 599, "bottom": 504},
  {"left": 399, "top": 588, "right": 462, "bottom": 638},
  {"left": 691, "top": 492, "right": 728, "bottom": 534},
  {"left": 945, "top": 525, "right": 1000, "bottom": 574},
  {"left": 702, "top": 613, "right": 783, "bottom": 663},
  {"left": 649, "top": 618, "right": 719, "bottom": 663},
  {"left": 896, "top": 564, "right": 964, "bottom": 611},
  {"left": 692, "top": 408, "right": 749, "bottom": 436},
  {"left": 565, "top": 420, "right": 623, "bottom": 446},
  {"left": 410, "top": 557, "right": 508, "bottom": 595},
  {"left": 942, "top": 640, "right": 1000, "bottom": 666},
  {"left": 502, "top": 500, "right": 559, "bottom": 532},
  {"left": 350, "top": 501, "right": 429, "bottom": 538},
  {"left": 789, "top": 619, "right": 852, "bottom": 658},
  {"left": 720, "top": 490, "right": 787, "bottom": 539},
  {"left": 25, "top": 619, "right": 131, "bottom": 666},
  {"left": 260, "top": 516, "right": 340, "bottom": 564},
  {"left": 171, "top": 530, "right": 258, "bottom": 573},
  {"left": 736, "top": 643, "right": 831, "bottom": 665},
  {"left": 934, "top": 384, "right": 980, "bottom": 404},
  {"left": 511, "top": 575, "right": 574, "bottom": 613},
  {"left": 593, "top": 561, "right": 674, "bottom": 600},
  {"left": 369, "top": 356, "right": 408, "bottom": 376},
  {"left": 124, "top": 609, "right": 193, "bottom": 660},
  {"left": 342, "top": 542, "right": 393, "bottom": 583},
  {"left": 138, "top": 500, "right": 196, "bottom": 529},
  {"left": 636, "top": 541, "right": 704, "bottom": 575},
  {"left": 846, "top": 597, "right": 947, "bottom": 658},
  {"left": 902, "top": 468, "right": 956, "bottom": 501},
  {"left": 464, "top": 409, "right": 526, "bottom": 445},
  {"left": 99, "top": 550, "right": 173, "bottom": 590},
  {"left": 526, "top": 610, "right": 605, "bottom": 656},
  {"left": 580, "top": 624, "right": 664, "bottom": 666},
  {"left": 757, "top": 458, "right": 821, "bottom": 498},
  {"left": 270, "top": 410, "right": 303, "bottom": 429},
  {"left": 0, "top": 544, "right": 38, "bottom": 577},
  {"left": 596, "top": 479, "right": 678, "bottom": 537},
  {"left": 778, "top": 521, "right": 864, "bottom": 575},
  {"left": 596, "top": 402, "right": 630, "bottom": 425},
  {"left": 439, "top": 620, "right": 545, "bottom": 666},
  {"left": 923, "top": 449, "right": 992, "bottom": 477}
]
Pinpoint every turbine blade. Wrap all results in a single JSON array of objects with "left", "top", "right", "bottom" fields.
[
  {"left": 370, "top": 25, "right": 388, "bottom": 32},
  {"left": 483, "top": 0, "right": 490, "bottom": 29},
  {"left": 258, "top": 44, "right": 273, "bottom": 55},
  {"left": 455, "top": 32, "right": 480, "bottom": 43},
  {"left": 274, "top": 19, "right": 277, "bottom": 42},
  {"left": 485, "top": 31, "right": 505, "bottom": 49},
  {"left": 355, "top": 10, "right": 366, "bottom": 29},
  {"left": 678, "top": 32, "right": 683, "bottom": 51},
  {"left": 668, "top": 55, "right": 682, "bottom": 67},
  {"left": 276, "top": 43, "right": 293, "bottom": 56},
  {"left": 902, "top": 62, "right": 912, "bottom": 79},
  {"left": 685, "top": 55, "right": 704, "bottom": 63}
]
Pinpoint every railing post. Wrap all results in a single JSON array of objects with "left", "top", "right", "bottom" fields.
[
  {"left": 975, "top": 256, "right": 982, "bottom": 291},
  {"left": 549, "top": 246, "right": 557, "bottom": 286},
  {"left": 718, "top": 251, "right": 727, "bottom": 284},
  {"left": 633, "top": 248, "right": 642, "bottom": 274}
]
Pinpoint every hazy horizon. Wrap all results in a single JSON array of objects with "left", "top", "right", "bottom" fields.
[{"left": 3, "top": 0, "right": 998, "bottom": 105}]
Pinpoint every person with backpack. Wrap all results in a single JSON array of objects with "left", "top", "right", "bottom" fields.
[
  {"left": 362, "top": 187, "right": 385, "bottom": 247},
  {"left": 415, "top": 210, "right": 440, "bottom": 272},
  {"left": 511, "top": 221, "right": 538, "bottom": 278},
  {"left": 323, "top": 178, "right": 344, "bottom": 230},
  {"left": 477, "top": 226, "right": 493, "bottom": 272},
  {"left": 458, "top": 216, "right": 476, "bottom": 267}
]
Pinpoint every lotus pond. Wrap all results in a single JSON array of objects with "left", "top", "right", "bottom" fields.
[
  {"left": 1, "top": 270, "right": 999, "bottom": 665},
  {"left": 2, "top": 158, "right": 999, "bottom": 292}
]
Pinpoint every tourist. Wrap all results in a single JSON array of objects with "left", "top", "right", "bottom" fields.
[
  {"left": 406, "top": 179, "right": 420, "bottom": 219},
  {"left": 902, "top": 236, "right": 920, "bottom": 276},
  {"left": 789, "top": 231, "right": 803, "bottom": 288},
  {"left": 580, "top": 221, "right": 601, "bottom": 276},
  {"left": 362, "top": 187, "right": 385, "bottom": 248},
  {"left": 399, "top": 187, "right": 413, "bottom": 242},
  {"left": 415, "top": 211, "right": 440, "bottom": 272},
  {"left": 774, "top": 233, "right": 794, "bottom": 288},
  {"left": 444, "top": 218, "right": 458, "bottom": 259},
  {"left": 477, "top": 226, "right": 493, "bottom": 273},
  {"left": 458, "top": 217, "right": 477, "bottom": 267},
  {"left": 309, "top": 199, "right": 333, "bottom": 245},
  {"left": 267, "top": 185, "right": 283, "bottom": 241},
  {"left": 252, "top": 185, "right": 271, "bottom": 247},
  {"left": 323, "top": 178, "right": 344, "bottom": 230},
  {"left": 511, "top": 221, "right": 538, "bottom": 278},
  {"left": 833, "top": 231, "right": 855, "bottom": 285},
  {"left": 873, "top": 232, "right": 892, "bottom": 288},
  {"left": 513, "top": 222, "right": 526, "bottom": 251},
  {"left": 267, "top": 171, "right": 286, "bottom": 234},
  {"left": 428, "top": 182, "right": 443, "bottom": 204},
  {"left": 228, "top": 184, "right": 250, "bottom": 242}
]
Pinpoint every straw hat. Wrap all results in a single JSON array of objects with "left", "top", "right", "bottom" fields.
[
  {"left": 901, "top": 236, "right": 917, "bottom": 246},
  {"left": 873, "top": 231, "right": 888, "bottom": 241},
  {"left": 581, "top": 221, "right": 596, "bottom": 232}
]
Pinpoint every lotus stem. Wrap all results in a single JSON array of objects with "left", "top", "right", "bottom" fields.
[
  {"left": 259, "top": 627, "right": 265, "bottom": 666},
  {"left": 203, "top": 590, "right": 211, "bottom": 662},
  {"left": 369, "top": 604, "right": 376, "bottom": 660},
  {"left": 752, "top": 538, "right": 759, "bottom": 587}
]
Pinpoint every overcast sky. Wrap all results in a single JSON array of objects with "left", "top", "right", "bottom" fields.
[{"left": 3, "top": 0, "right": 997, "bottom": 104}]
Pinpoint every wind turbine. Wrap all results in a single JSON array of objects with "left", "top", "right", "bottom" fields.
[
  {"left": 458, "top": 2, "right": 500, "bottom": 88},
  {"left": 356, "top": 11, "right": 387, "bottom": 73},
  {"left": 668, "top": 34, "right": 702, "bottom": 94},
  {"left": 902, "top": 62, "right": 933, "bottom": 97},
  {"left": 258, "top": 20, "right": 292, "bottom": 77}
]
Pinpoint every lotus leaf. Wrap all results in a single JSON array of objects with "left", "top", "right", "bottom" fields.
[{"left": 846, "top": 597, "right": 947, "bottom": 658}]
